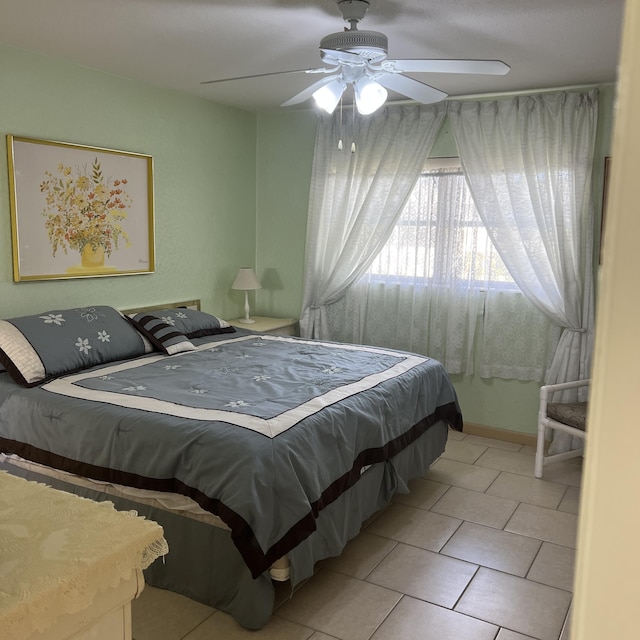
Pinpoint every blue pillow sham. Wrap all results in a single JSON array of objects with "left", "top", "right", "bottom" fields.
[{"left": 0, "top": 306, "right": 148, "bottom": 386}]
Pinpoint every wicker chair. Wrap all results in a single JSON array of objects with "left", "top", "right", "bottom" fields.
[{"left": 535, "top": 379, "right": 589, "bottom": 478}]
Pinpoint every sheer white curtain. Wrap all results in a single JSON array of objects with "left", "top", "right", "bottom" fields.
[
  {"left": 299, "top": 104, "right": 447, "bottom": 339},
  {"left": 325, "top": 162, "right": 559, "bottom": 379},
  {"left": 449, "top": 90, "right": 597, "bottom": 452}
]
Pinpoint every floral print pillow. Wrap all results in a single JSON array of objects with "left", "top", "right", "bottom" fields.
[{"left": 0, "top": 306, "right": 147, "bottom": 386}]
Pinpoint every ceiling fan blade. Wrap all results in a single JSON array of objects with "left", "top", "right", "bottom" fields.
[
  {"left": 384, "top": 59, "right": 510, "bottom": 76},
  {"left": 281, "top": 75, "right": 341, "bottom": 107},
  {"left": 377, "top": 74, "right": 448, "bottom": 104},
  {"left": 201, "top": 68, "right": 321, "bottom": 85}
]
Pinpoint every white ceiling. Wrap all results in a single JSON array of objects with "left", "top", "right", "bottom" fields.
[{"left": 0, "top": 0, "right": 625, "bottom": 113}]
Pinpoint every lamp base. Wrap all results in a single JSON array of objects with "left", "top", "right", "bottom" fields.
[{"left": 238, "top": 318, "right": 255, "bottom": 324}]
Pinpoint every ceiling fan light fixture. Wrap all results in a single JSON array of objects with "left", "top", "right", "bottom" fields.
[
  {"left": 354, "top": 76, "right": 387, "bottom": 115},
  {"left": 313, "top": 78, "right": 346, "bottom": 113}
]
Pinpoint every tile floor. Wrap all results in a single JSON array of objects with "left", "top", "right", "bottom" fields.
[{"left": 132, "top": 430, "right": 582, "bottom": 640}]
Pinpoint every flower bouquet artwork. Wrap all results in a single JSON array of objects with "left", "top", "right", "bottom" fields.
[{"left": 7, "top": 136, "right": 154, "bottom": 282}]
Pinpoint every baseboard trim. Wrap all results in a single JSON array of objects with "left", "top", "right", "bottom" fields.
[{"left": 463, "top": 422, "right": 537, "bottom": 447}]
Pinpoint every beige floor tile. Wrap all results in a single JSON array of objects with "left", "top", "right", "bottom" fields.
[
  {"left": 542, "top": 460, "right": 584, "bottom": 487},
  {"left": 474, "top": 447, "right": 537, "bottom": 477},
  {"left": 431, "top": 486, "right": 519, "bottom": 529},
  {"left": 496, "top": 629, "right": 538, "bottom": 640},
  {"left": 527, "top": 542, "right": 576, "bottom": 591},
  {"left": 309, "top": 633, "right": 341, "bottom": 640},
  {"left": 370, "top": 595, "right": 498, "bottom": 640},
  {"left": 182, "top": 611, "right": 314, "bottom": 640},
  {"left": 276, "top": 569, "right": 401, "bottom": 640},
  {"left": 366, "top": 543, "right": 477, "bottom": 608},
  {"left": 486, "top": 471, "right": 567, "bottom": 509},
  {"left": 519, "top": 444, "right": 538, "bottom": 456},
  {"left": 447, "top": 427, "right": 467, "bottom": 441},
  {"left": 505, "top": 503, "right": 578, "bottom": 548},
  {"left": 318, "top": 531, "right": 397, "bottom": 579},
  {"left": 440, "top": 521, "right": 541, "bottom": 577},
  {"left": 463, "top": 434, "right": 523, "bottom": 452},
  {"left": 557, "top": 485, "right": 581, "bottom": 515},
  {"left": 441, "top": 438, "right": 488, "bottom": 464},
  {"left": 394, "top": 477, "right": 449, "bottom": 510},
  {"left": 423, "top": 458, "right": 501, "bottom": 491},
  {"left": 560, "top": 603, "right": 572, "bottom": 640},
  {"left": 132, "top": 585, "right": 216, "bottom": 640},
  {"left": 455, "top": 567, "right": 572, "bottom": 640},
  {"left": 366, "top": 502, "right": 461, "bottom": 551}
]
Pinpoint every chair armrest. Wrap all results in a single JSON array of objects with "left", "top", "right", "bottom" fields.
[{"left": 539, "top": 379, "right": 590, "bottom": 408}]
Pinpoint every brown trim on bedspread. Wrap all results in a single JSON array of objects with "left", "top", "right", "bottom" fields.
[{"left": 0, "top": 401, "right": 461, "bottom": 578}]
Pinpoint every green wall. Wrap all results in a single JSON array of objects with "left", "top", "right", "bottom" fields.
[
  {"left": 255, "top": 87, "right": 615, "bottom": 435},
  {"left": 255, "top": 110, "right": 316, "bottom": 319},
  {"left": 0, "top": 44, "right": 257, "bottom": 320}
]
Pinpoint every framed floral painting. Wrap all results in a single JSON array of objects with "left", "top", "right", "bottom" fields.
[{"left": 7, "top": 135, "right": 155, "bottom": 281}]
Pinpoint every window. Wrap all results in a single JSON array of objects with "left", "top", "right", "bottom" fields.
[{"left": 367, "top": 158, "right": 517, "bottom": 289}]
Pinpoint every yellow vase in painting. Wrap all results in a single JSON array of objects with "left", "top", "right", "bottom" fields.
[{"left": 81, "top": 243, "right": 105, "bottom": 268}]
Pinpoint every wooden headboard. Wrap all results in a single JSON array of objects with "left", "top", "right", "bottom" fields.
[{"left": 121, "top": 300, "right": 201, "bottom": 314}]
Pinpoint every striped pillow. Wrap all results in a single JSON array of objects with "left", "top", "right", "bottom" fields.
[{"left": 128, "top": 313, "right": 196, "bottom": 355}]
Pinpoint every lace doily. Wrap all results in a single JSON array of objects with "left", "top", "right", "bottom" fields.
[{"left": 0, "top": 471, "right": 168, "bottom": 639}]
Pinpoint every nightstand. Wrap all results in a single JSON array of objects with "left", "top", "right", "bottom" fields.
[{"left": 229, "top": 316, "right": 298, "bottom": 336}]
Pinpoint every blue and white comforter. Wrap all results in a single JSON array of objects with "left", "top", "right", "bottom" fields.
[{"left": 0, "top": 331, "right": 462, "bottom": 577}]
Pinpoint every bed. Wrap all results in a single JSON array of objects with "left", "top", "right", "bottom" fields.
[{"left": 0, "top": 300, "right": 462, "bottom": 630}]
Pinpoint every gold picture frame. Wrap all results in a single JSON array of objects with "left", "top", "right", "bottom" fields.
[{"left": 7, "top": 135, "right": 155, "bottom": 281}]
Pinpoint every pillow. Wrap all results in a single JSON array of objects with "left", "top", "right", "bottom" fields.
[
  {"left": 127, "top": 313, "right": 196, "bottom": 355},
  {"left": 0, "top": 306, "right": 148, "bottom": 386},
  {"left": 128, "top": 308, "right": 235, "bottom": 340}
]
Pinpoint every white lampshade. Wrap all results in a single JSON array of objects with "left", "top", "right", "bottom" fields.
[
  {"left": 354, "top": 77, "right": 388, "bottom": 115},
  {"left": 313, "top": 78, "right": 347, "bottom": 114},
  {"left": 231, "top": 267, "right": 261, "bottom": 324},
  {"left": 231, "top": 267, "right": 262, "bottom": 291}
]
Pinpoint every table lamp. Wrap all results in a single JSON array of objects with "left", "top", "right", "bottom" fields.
[{"left": 231, "top": 267, "right": 262, "bottom": 323}]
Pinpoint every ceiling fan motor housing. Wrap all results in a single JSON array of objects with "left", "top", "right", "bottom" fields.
[{"left": 320, "top": 30, "right": 388, "bottom": 59}]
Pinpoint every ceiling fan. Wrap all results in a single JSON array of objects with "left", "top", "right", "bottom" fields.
[{"left": 202, "top": 0, "right": 510, "bottom": 115}]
